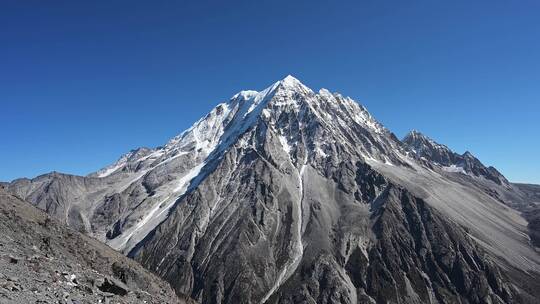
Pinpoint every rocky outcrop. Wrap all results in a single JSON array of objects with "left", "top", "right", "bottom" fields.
[{"left": 0, "top": 187, "right": 194, "bottom": 303}]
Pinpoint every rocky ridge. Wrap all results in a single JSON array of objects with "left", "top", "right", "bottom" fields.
[{"left": 402, "top": 130, "right": 507, "bottom": 185}]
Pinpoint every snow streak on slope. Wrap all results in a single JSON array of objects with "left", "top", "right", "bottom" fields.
[
  {"left": 260, "top": 137, "right": 307, "bottom": 304},
  {"left": 442, "top": 164, "right": 467, "bottom": 174},
  {"left": 97, "top": 162, "right": 125, "bottom": 178},
  {"left": 108, "top": 162, "right": 206, "bottom": 252},
  {"left": 106, "top": 76, "right": 400, "bottom": 258}
]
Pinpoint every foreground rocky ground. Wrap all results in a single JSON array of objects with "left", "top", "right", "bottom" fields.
[{"left": 0, "top": 187, "right": 194, "bottom": 304}]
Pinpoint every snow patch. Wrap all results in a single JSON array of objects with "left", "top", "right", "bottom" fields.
[
  {"left": 109, "top": 162, "right": 206, "bottom": 253},
  {"left": 278, "top": 135, "right": 291, "bottom": 154},
  {"left": 443, "top": 164, "right": 467, "bottom": 174},
  {"left": 96, "top": 162, "right": 125, "bottom": 178},
  {"left": 233, "top": 90, "right": 258, "bottom": 100},
  {"left": 260, "top": 143, "right": 308, "bottom": 303},
  {"left": 315, "top": 146, "right": 327, "bottom": 158},
  {"left": 173, "top": 163, "right": 205, "bottom": 192}
]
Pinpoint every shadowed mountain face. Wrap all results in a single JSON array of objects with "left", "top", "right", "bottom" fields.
[{"left": 4, "top": 76, "right": 540, "bottom": 303}]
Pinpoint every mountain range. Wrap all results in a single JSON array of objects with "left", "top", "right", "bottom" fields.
[{"left": 2, "top": 76, "right": 539, "bottom": 303}]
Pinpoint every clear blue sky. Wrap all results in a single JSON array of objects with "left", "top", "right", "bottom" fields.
[{"left": 1, "top": 0, "right": 539, "bottom": 183}]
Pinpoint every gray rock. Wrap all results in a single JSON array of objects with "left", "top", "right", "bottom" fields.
[
  {"left": 402, "top": 130, "right": 508, "bottom": 185},
  {"left": 0, "top": 188, "right": 194, "bottom": 303}
]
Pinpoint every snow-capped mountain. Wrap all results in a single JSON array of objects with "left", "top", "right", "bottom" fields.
[{"left": 5, "top": 76, "right": 540, "bottom": 303}]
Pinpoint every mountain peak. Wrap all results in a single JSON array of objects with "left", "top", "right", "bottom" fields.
[
  {"left": 403, "top": 130, "right": 439, "bottom": 150},
  {"left": 463, "top": 150, "right": 475, "bottom": 158},
  {"left": 404, "top": 129, "right": 427, "bottom": 141},
  {"left": 231, "top": 75, "right": 310, "bottom": 102},
  {"left": 279, "top": 74, "right": 302, "bottom": 86},
  {"left": 272, "top": 74, "right": 311, "bottom": 95}
]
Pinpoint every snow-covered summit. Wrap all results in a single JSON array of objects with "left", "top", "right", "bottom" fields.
[
  {"left": 93, "top": 75, "right": 394, "bottom": 181},
  {"left": 231, "top": 75, "right": 308, "bottom": 100},
  {"left": 84, "top": 76, "right": 414, "bottom": 252}
]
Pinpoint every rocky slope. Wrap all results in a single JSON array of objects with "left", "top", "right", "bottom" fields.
[
  {"left": 4, "top": 76, "right": 540, "bottom": 303},
  {"left": 402, "top": 131, "right": 540, "bottom": 251},
  {"left": 511, "top": 183, "right": 540, "bottom": 247},
  {"left": 0, "top": 186, "right": 193, "bottom": 304}
]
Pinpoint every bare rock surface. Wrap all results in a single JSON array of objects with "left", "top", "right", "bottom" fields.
[
  {"left": 511, "top": 183, "right": 540, "bottom": 247},
  {"left": 0, "top": 187, "right": 194, "bottom": 304}
]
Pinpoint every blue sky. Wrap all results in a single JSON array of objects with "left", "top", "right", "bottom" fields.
[{"left": 1, "top": 0, "right": 539, "bottom": 183}]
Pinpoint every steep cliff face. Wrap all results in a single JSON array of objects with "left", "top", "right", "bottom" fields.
[{"left": 5, "top": 76, "right": 540, "bottom": 303}]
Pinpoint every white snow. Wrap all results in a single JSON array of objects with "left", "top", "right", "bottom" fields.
[
  {"left": 315, "top": 88, "right": 384, "bottom": 135},
  {"left": 95, "top": 153, "right": 131, "bottom": 178},
  {"left": 318, "top": 88, "right": 333, "bottom": 98},
  {"left": 115, "top": 151, "right": 190, "bottom": 192},
  {"left": 281, "top": 74, "right": 301, "bottom": 86},
  {"left": 260, "top": 142, "right": 308, "bottom": 303},
  {"left": 233, "top": 90, "right": 258, "bottom": 100},
  {"left": 107, "top": 78, "right": 304, "bottom": 253},
  {"left": 442, "top": 164, "right": 467, "bottom": 174},
  {"left": 94, "top": 148, "right": 167, "bottom": 178},
  {"left": 96, "top": 162, "right": 125, "bottom": 178},
  {"left": 278, "top": 135, "right": 291, "bottom": 154},
  {"left": 109, "top": 162, "right": 206, "bottom": 253},
  {"left": 103, "top": 75, "right": 391, "bottom": 257},
  {"left": 315, "top": 146, "right": 327, "bottom": 158},
  {"left": 261, "top": 108, "right": 271, "bottom": 119},
  {"left": 173, "top": 163, "right": 205, "bottom": 192}
]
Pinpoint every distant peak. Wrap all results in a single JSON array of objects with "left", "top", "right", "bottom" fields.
[
  {"left": 463, "top": 151, "right": 475, "bottom": 158},
  {"left": 404, "top": 129, "right": 426, "bottom": 141},
  {"left": 403, "top": 130, "right": 452, "bottom": 153}
]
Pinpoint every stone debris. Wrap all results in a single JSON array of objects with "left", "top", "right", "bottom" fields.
[{"left": 0, "top": 187, "right": 195, "bottom": 304}]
